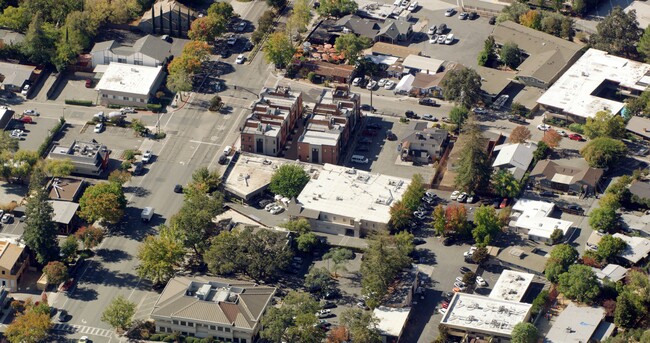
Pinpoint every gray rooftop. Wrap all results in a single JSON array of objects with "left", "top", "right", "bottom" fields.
[{"left": 545, "top": 302, "right": 607, "bottom": 343}]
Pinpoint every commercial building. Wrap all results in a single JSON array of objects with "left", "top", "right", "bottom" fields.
[
  {"left": 368, "top": 42, "right": 421, "bottom": 59},
  {"left": 95, "top": 62, "right": 165, "bottom": 106},
  {"left": 530, "top": 159, "right": 603, "bottom": 195},
  {"left": 537, "top": 48, "right": 650, "bottom": 122},
  {"left": 49, "top": 200, "right": 80, "bottom": 234},
  {"left": 47, "top": 177, "right": 86, "bottom": 202},
  {"left": 47, "top": 140, "right": 111, "bottom": 177},
  {"left": 335, "top": 14, "right": 413, "bottom": 43},
  {"left": 298, "top": 86, "right": 360, "bottom": 165},
  {"left": 625, "top": 116, "right": 650, "bottom": 141},
  {"left": 399, "top": 123, "right": 449, "bottom": 164},
  {"left": 90, "top": 35, "right": 173, "bottom": 68},
  {"left": 151, "top": 276, "right": 275, "bottom": 342},
  {"left": 240, "top": 86, "right": 303, "bottom": 157},
  {"left": 294, "top": 164, "right": 411, "bottom": 237},
  {"left": 491, "top": 142, "right": 536, "bottom": 180},
  {"left": 373, "top": 265, "right": 420, "bottom": 342},
  {"left": 493, "top": 245, "right": 549, "bottom": 275},
  {"left": 488, "top": 270, "right": 534, "bottom": 303},
  {"left": 0, "top": 239, "right": 29, "bottom": 292},
  {"left": 510, "top": 199, "right": 573, "bottom": 243},
  {"left": 374, "top": 307, "right": 411, "bottom": 342},
  {"left": 545, "top": 302, "right": 613, "bottom": 342},
  {"left": 440, "top": 293, "right": 532, "bottom": 340},
  {"left": 401, "top": 55, "right": 444, "bottom": 75}
]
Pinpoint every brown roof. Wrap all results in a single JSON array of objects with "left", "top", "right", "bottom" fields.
[
  {"left": 411, "top": 71, "right": 448, "bottom": 89},
  {"left": 151, "top": 276, "right": 275, "bottom": 329},
  {"left": 0, "top": 242, "right": 23, "bottom": 271},
  {"left": 308, "top": 61, "right": 355, "bottom": 79},
  {"left": 530, "top": 160, "right": 603, "bottom": 187},
  {"left": 626, "top": 116, "right": 650, "bottom": 139},
  {"left": 47, "top": 177, "right": 85, "bottom": 202},
  {"left": 370, "top": 42, "right": 421, "bottom": 59}
]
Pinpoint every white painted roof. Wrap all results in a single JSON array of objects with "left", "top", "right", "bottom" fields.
[
  {"left": 95, "top": 62, "right": 163, "bottom": 96},
  {"left": 613, "top": 233, "right": 650, "bottom": 264},
  {"left": 492, "top": 142, "right": 536, "bottom": 180},
  {"left": 511, "top": 199, "right": 573, "bottom": 239},
  {"left": 537, "top": 49, "right": 650, "bottom": 118},
  {"left": 545, "top": 302, "right": 607, "bottom": 343},
  {"left": 488, "top": 270, "right": 534, "bottom": 302},
  {"left": 373, "top": 306, "right": 411, "bottom": 337}
]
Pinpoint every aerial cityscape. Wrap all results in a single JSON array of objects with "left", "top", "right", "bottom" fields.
[{"left": 0, "top": 0, "right": 648, "bottom": 342}]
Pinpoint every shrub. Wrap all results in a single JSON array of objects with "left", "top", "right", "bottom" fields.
[
  {"left": 576, "top": 31, "right": 588, "bottom": 43},
  {"left": 120, "top": 161, "right": 132, "bottom": 170},
  {"left": 123, "top": 150, "right": 137, "bottom": 161},
  {"left": 149, "top": 334, "right": 165, "bottom": 341},
  {"left": 568, "top": 123, "right": 584, "bottom": 134},
  {"left": 38, "top": 117, "right": 66, "bottom": 157},
  {"left": 307, "top": 72, "right": 316, "bottom": 83},
  {"left": 64, "top": 99, "right": 93, "bottom": 106},
  {"left": 251, "top": 30, "right": 265, "bottom": 44},
  {"left": 107, "top": 104, "right": 122, "bottom": 109},
  {"left": 147, "top": 104, "right": 163, "bottom": 112},
  {"left": 209, "top": 96, "right": 223, "bottom": 112}
]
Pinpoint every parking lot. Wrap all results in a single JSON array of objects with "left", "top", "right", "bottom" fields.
[{"left": 5, "top": 114, "right": 61, "bottom": 152}]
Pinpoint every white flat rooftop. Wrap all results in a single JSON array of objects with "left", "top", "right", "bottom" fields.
[
  {"left": 545, "top": 302, "right": 607, "bottom": 343},
  {"left": 402, "top": 54, "right": 444, "bottom": 74},
  {"left": 373, "top": 306, "right": 411, "bottom": 337},
  {"left": 613, "top": 233, "right": 650, "bottom": 264},
  {"left": 441, "top": 293, "right": 532, "bottom": 337},
  {"left": 511, "top": 199, "right": 573, "bottom": 239},
  {"left": 95, "top": 62, "right": 163, "bottom": 96},
  {"left": 537, "top": 48, "right": 650, "bottom": 118},
  {"left": 299, "top": 129, "right": 340, "bottom": 146},
  {"left": 488, "top": 270, "right": 534, "bottom": 302},
  {"left": 297, "top": 163, "right": 410, "bottom": 224}
]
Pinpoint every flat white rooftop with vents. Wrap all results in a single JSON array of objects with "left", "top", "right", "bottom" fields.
[
  {"left": 511, "top": 199, "right": 573, "bottom": 240},
  {"left": 95, "top": 62, "right": 163, "bottom": 96},
  {"left": 488, "top": 270, "right": 534, "bottom": 302},
  {"left": 297, "top": 163, "right": 410, "bottom": 224},
  {"left": 441, "top": 293, "right": 532, "bottom": 337}
]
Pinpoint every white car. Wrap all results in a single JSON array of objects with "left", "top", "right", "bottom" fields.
[
  {"left": 265, "top": 203, "right": 277, "bottom": 211},
  {"left": 458, "top": 12, "right": 468, "bottom": 19},
  {"left": 429, "top": 35, "right": 438, "bottom": 44},
  {"left": 455, "top": 276, "right": 463, "bottom": 283},
  {"left": 352, "top": 77, "right": 361, "bottom": 86},
  {"left": 450, "top": 190, "right": 460, "bottom": 200},
  {"left": 476, "top": 276, "right": 487, "bottom": 287},
  {"left": 445, "top": 34, "right": 454, "bottom": 44},
  {"left": 454, "top": 281, "right": 466, "bottom": 288},
  {"left": 142, "top": 150, "right": 153, "bottom": 163},
  {"left": 270, "top": 205, "right": 284, "bottom": 214},
  {"left": 400, "top": 0, "right": 409, "bottom": 7},
  {"left": 10, "top": 129, "right": 22, "bottom": 139},
  {"left": 21, "top": 84, "right": 29, "bottom": 96},
  {"left": 378, "top": 78, "right": 388, "bottom": 87},
  {"left": 537, "top": 124, "right": 551, "bottom": 131},
  {"left": 407, "top": 1, "right": 418, "bottom": 10},
  {"left": 78, "top": 336, "right": 90, "bottom": 343},
  {"left": 0, "top": 213, "right": 12, "bottom": 224},
  {"left": 224, "top": 145, "right": 233, "bottom": 155},
  {"left": 384, "top": 80, "right": 395, "bottom": 89},
  {"left": 556, "top": 130, "right": 567, "bottom": 137},
  {"left": 23, "top": 109, "right": 39, "bottom": 116},
  {"left": 94, "top": 123, "right": 103, "bottom": 133},
  {"left": 366, "top": 80, "right": 377, "bottom": 90},
  {"left": 457, "top": 191, "right": 468, "bottom": 202},
  {"left": 473, "top": 107, "right": 488, "bottom": 115},
  {"left": 235, "top": 54, "right": 246, "bottom": 64},
  {"left": 445, "top": 8, "right": 455, "bottom": 16},
  {"left": 120, "top": 107, "right": 136, "bottom": 114},
  {"left": 437, "top": 34, "right": 446, "bottom": 44},
  {"left": 427, "top": 26, "right": 437, "bottom": 35},
  {"left": 438, "top": 307, "right": 447, "bottom": 315},
  {"left": 227, "top": 36, "right": 237, "bottom": 45}
]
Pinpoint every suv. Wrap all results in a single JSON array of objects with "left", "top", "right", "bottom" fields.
[
  {"left": 508, "top": 116, "right": 528, "bottom": 125},
  {"left": 405, "top": 110, "right": 419, "bottom": 119},
  {"left": 142, "top": 150, "right": 153, "bottom": 163},
  {"left": 419, "top": 98, "right": 439, "bottom": 106},
  {"left": 436, "top": 23, "right": 447, "bottom": 34}
]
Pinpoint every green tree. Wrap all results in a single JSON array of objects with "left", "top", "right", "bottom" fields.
[
  {"left": 472, "top": 206, "right": 501, "bottom": 245},
  {"left": 580, "top": 137, "right": 627, "bottom": 168},
  {"left": 316, "top": 0, "right": 358, "bottom": 18},
  {"left": 60, "top": 235, "right": 78, "bottom": 263},
  {"left": 449, "top": 106, "right": 469, "bottom": 131},
  {"left": 188, "top": 16, "right": 224, "bottom": 42},
  {"left": 129, "top": 118, "right": 146, "bottom": 136},
  {"left": 454, "top": 119, "right": 491, "bottom": 193},
  {"left": 79, "top": 182, "right": 127, "bottom": 224},
  {"left": 43, "top": 159, "right": 74, "bottom": 177},
  {"left": 532, "top": 141, "right": 550, "bottom": 164},
  {"left": 639, "top": 25, "right": 650, "bottom": 62},
  {"left": 583, "top": 110, "right": 626, "bottom": 139},
  {"left": 614, "top": 291, "right": 645, "bottom": 328},
  {"left": 550, "top": 228, "right": 564, "bottom": 244},
  {"left": 335, "top": 33, "right": 372, "bottom": 65},
  {"left": 24, "top": 187, "right": 58, "bottom": 264},
  {"left": 597, "top": 234, "right": 627, "bottom": 262},
  {"left": 441, "top": 67, "right": 482, "bottom": 108},
  {"left": 491, "top": 169, "right": 521, "bottom": 198},
  {"left": 339, "top": 308, "right": 382, "bottom": 343},
  {"left": 205, "top": 230, "right": 240, "bottom": 275},
  {"left": 264, "top": 32, "right": 295, "bottom": 69},
  {"left": 389, "top": 201, "right": 412, "bottom": 232},
  {"left": 431, "top": 204, "right": 446, "bottom": 236},
  {"left": 0, "top": 131, "right": 19, "bottom": 153},
  {"left": 260, "top": 291, "right": 324, "bottom": 343},
  {"left": 541, "top": 12, "right": 563, "bottom": 36},
  {"left": 266, "top": 0, "right": 288, "bottom": 9},
  {"left": 101, "top": 295, "right": 136, "bottom": 331},
  {"left": 323, "top": 247, "right": 354, "bottom": 276},
  {"left": 209, "top": 95, "right": 223, "bottom": 111},
  {"left": 589, "top": 206, "right": 618, "bottom": 233},
  {"left": 5, "top": 304, "right": 52, "bottom": 343},
  {"left": 0, "top": 6, "right": 31, "bottom": 32},
  {"left": 137, "top": 224, "right": 186, "bottom": 286},
  {"left": 500, "top": 41, "right": 521, "bottom": 68},
  {"left": 296, "top": 232, "right": 318, "bottom": 252},
  {"left": 189, "top": 166, "right": 222, "bottom": 194},
  {"left": 545, "top": 244, "right": 578, "bottom": 283},
  {"left": 590, "top": 7, "right": 640, "bottom": 58},
  {"left": 472, "top": 246, "right": 489, "bottom": 264},
  {"left": 269, "top": 164, "right": 310, "bottom": 198},
  {"left": 42, "top": 261, "right": 68, "bottom": 285},
  {"left": 167, "top": 68, "right": 192, "bottom": 101},
  {"left": 511, "top": 322, "right": 538, "bottom": 343},
  {"left": 497, "top": 2, "right": 530, "bottom": 23},
  {"left": 558, "top": 264, "right": 600, "bottom": 303},
  {"left": 171, "top": 191, "right": 223, "bottom": 256},
  {"left": 289, "top": 0, "right": 312, "bottom": 33},
  {"left": 74, "top": 225, "right": 104, "bottom": 249},
  {"left": 21, "top": 12, "right": 54, "bottom": 65},
  {"left": 402, "top": 174, "right": 426, "bottom": 211},
  {"left": 304, "top": 266, "right": 335, "bottom": 293},
  {"left": 108, "top": 169, "right": 131, "bottom": 185}
]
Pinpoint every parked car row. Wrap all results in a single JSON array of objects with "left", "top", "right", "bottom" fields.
[{"left": 449, "top": 190, "right": 477, "bottom": 203}]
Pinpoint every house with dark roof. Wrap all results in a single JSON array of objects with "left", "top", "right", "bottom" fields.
[
  {"left": 626, "top": 116, "right": 650, "bottom": 141},
  {"left": 336, "top": 15, "right": 412, "bottom": 43},
  {"left": 90, "top": 35, "right": 173, "bottom": 68},
  {"left": 138, "top": 0, "right": 196, "bottom": 37},
  {"left": 400, "top": 123, "right": 449, "bottom": 164},
  {"left": 151, "top": 276, "right": 275, "bottom": 342},
  {"left": 530, "top": 159, "right": 603, "bottom": 195}
]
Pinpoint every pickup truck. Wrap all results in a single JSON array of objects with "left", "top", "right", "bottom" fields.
[{"left": 141, "top": 207, "right": 154, "bottom": 222}]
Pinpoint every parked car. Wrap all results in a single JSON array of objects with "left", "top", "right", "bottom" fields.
[
  {"left": 437, "top": 34, "right": 446, "bottom": 43},
  {"left": 427, "top": 25, "right": 437, "bottom": 35},
  {"left": 407, "top": 1, "right": 418, "bottom": 10},
  {"left": 405, "top": 110, "right": 418, "bottom": 119},
  {"left": 445, "top": 34, "right": 454, "bottom": 44},
  {"left": 1, "top": 213, "right": 12, "bottom": 224},
  {"left": 85, "top": 79, "right": 93, "bottom": 88},
  {"left": 384, "top": 80, "right": 395, "bottom": 89},
  {"left": 235, "top": 21, "right": 247, "bottom": 32},
  {"left": 438, "top": 307, "right": 448, "bottom": 315},
  {"left": 422, "top": 114, "right": 437, "bottom": 121},
  {"left": 468, "top": 11, "right": 478, "bottom": 19},
  {"left": 443, "top": 236, "right": 454, "bottom": 246},
  {"left": 133, "top": 162, "right": 144, "bottom": 175},
  {"left": 94, "top": 123, "right": 103, "bottom": 133},
  {"left": 445, "top": 8, "right": 455, "bottom": 16},
  {"left": 378, "top": 78, "right": 388, "bottom": 87},
  {"left": 569, "top": 133, "right": 584, "bottom": 141},
  {"left": 457, "top": 192, "right": 468, "bottom": 203},
  {"left": 23, "top": 109, "right": 39, "bottom": 116},
  {"left": 366, "top": 80, "right": 377, "bottom": 90},
  {"left": 459, "top": 266, "right": 471, "bottom": 274},
  {"left": 466, "top": 194, "right": 477, "bottom": 203},
  {"left": 556, "top": 130, "right": 567, "bottom": 137},
  {"left": 321, "top": 301, "right": 337, "bottom": 309},
  {"left": 142, "top": 150, "right": 153, "bottom": 163},
  {"left": 436, "top": 23, "right": 447, "bottom": 34},
  {"left": 539, "top": 190, "right": 555, "bottom": 197},
  {"left": 224, "top": 145, "right": 233, "bottom": 155},
  {"left": 499, "top": 198, "right": 509, "bottom": 208},
  {"left": 21, "top": 84, "right": 29, "bottom": 96},
  {"left": 361, "top": 104, "right": 375, "bottom": 112},
  {"left": 227, "top": 36, "right": 237, "bottom": 45},
  {"left": 473, "top": 107, "right": 488, "bottom": 114},
  {"left": 270, "top": 205, "right": 284, "bottom": 214},
  {"left": 450, "top": 190, "right": 460, "bottom": 200},
  {"left": 458, "top": 12, "right": 468, "bottom": 19},
  {"left": 455, "top": 276, "right": 463, "bottom": 283},
  {"left": 386, "top": 130, "right": 397, "bottom": 141},
  {"left": 120, "top": 107, "right": 136, "bottom": 114},
  {"left": 508, "top": 116, "right": 528, "bottom": 124},
  {"left": 352, "top": 77, "right": 361, "bottom": 86},
  {"left": 10, "top": 129, "right": 22, "bottom": 139},
  {"left": 174, "top": 184, "right": 183, "bottom": 193},
  {"left": 419, "top": 98, "right": 439, "bottom": 106},
  {"left": 489, "top": 16, "right": 496, "bottom": 24},
  {"left": 537, "top": 124, "right": 551, "bottom": 131},
  {"left": 58, "top": 309, "right": 69, "bottom": 322},
  {"left": 413, "top": 237, "right": 426, "bottom": 245},
  {"left": 18, "top": 115, "right": 33, "bottom": 124},
  {"left": 476, "top": 276, "right": 487, "bottom": 287},
  {"left": 235, "top": 54, "right": 246, "bottom": 64}
]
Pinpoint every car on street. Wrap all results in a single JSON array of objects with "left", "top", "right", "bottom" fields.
[
  {"left": 142, "top": 150, "right": 153, "bottom": 163},
  {"left": 58, "top": 309, "right": 69, "bottom": 322},
  {"left": 21, "top": 84, "right": 29, "bottom": 96},
  {"left": 537, "top": 124, "right": 550, "bottom": 131},
  {"left": 224, "top": 145, "right": 233, "bottom": 155},
  {"left": 405, "top": 110, "right": 418, "bottom": 119},
  {"left": 419, "top": 98, "right": 439, "bottom": 106},
  {"left": 94, "top": 123, "right": 103, "bottom": 133},
  {"left": 539, "top": 190, "right": 555, "bottom": 197},
  {"left": 458, "top": 12, "right": 468, "bottom": 19},
  {"left": 569, "top": 133, "right": 584, "bottom": 141},
  {"left": 508, "top": 116, "right": 528, "bottom": 124},
  {"left": 133, "top": 161, "right": 143, "bottom": 175},
  {"left": 422, "top": 114, "right": 437, "bottom": 121},
  {"left": 556, "top": 130, "right": 567, "bottom": 137},
  {"left": 235, "top": 54, "right": 246, "bottom": 64},
  {"left": 489, "top": 16, "right": 496, "bottom": 24},
  {"left": 174, "top": 184, "right": 183, "bottom": 193},
  {"left": 23, "top": 109, "right": 39, "bottom": 116},
  {"left": 352, "top": 77, "right": 361, "bottom": 86},
  {"left": 437, "top": 34, "right": 446, "bottom": 43},
  {"left": 120, "top": 107, "right": 136, "bottom": 114},
  {"left": 457, "top": 192, "right": 468, "bottom": 202},
  {"left": 384, "top": 80, "right": 395, "bottom": 89},
  {"left": 567, "top": 204, "right": 583, "bottom": 212},
  {"left": 459, "top": 266, "right": 471, "bottom": 274},
  {"left": 366, "top": 80, "right": 377, "bottom": 90},
  {"left": 445, "top": 8, "right": 455, "bottom": 16},
  {"left": 450, "top": 190, "right": 460, "bottom": 200},
  {"left": 427, "top": 25, "right": 437, "bottom": 35}
]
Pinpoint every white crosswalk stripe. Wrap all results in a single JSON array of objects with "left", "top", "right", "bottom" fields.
[{"left": 52, "top": 323, "right": 112, "bottom": 337}]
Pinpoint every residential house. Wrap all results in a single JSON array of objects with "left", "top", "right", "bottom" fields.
[
  {"left": 545, "top": 303, "right": 614, "bottom": 343},
  {"left": 538, "top": 49, "right": 650, "bottom": 123},
  {"left": 95, "top": 63, "right": 165, "bottom": 106},
  {"left": 368, "top": 42, "right": 421, "bottom": 59},
  {"left": 305, "top": 61, "right": 356, "bottom": 84},
  {"left": 613, "top": 233, "right": 650, "bottom": 265},
  {"left": 399, "top": 123, "right": 449, "bottom": 164},
  {"left": 138, "top": 0, "right": 196, "bottom": 37},
  {"left": 48, "top": 140, "right": 111, "bottom": 177},
  {"left": 401, "top": 55, "right": 444, "bottom": 75},
  {"left": 297, "top": 86, "right": 360, "bottom": 164},
  {"left": 629, "top": 179, "right": 650, "bottom": 206},
  {"left": 530, "top": 159, "right": 603, "bottom": 195},
  {"left": 510, "top": 199, "right": 573, "bottom": 243},
  {"left": 294, "top": 164, "right": 411, "bottom": 237},
  {"left": 241, "top": 86, "right": 303, "bottom": 157},
  {"left": 0, "top": 29, "right": 24, "bottom": 47},
  {"left": 491, "top": 142, "right": 537, "bottom": 180},
  {"left": 336, "top": 15, "right": 413, "bottom": 43},
  {"left": 626, "top": 116, "right": 650, "bottom": 141},
  {"left": 592, "top": 264, "right": 628, "bottom": 283},
  {"left": 0, "top": 62, "right": 37, "bottom": 92},
  {"left": 410, "top": 71, "right": 449, "bottom": 97},
  {"left": 151, "top": 276, "right": 275, "bottom": 342},
  {"left": 90, "top": 35, "right": 173, "bottom": 68},
  {"left": 0, "top": 240, "right": 29, "bottom": 292}
]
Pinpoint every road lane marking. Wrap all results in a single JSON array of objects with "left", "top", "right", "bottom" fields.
[{"left": 52, "top": 323, "right": 112, "bottom": 337}]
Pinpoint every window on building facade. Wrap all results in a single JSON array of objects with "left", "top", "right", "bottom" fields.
[
  {"left": 102, "top": 94, "right": 108, "bottom": 98},
  {"left": 218, "top": 327, "right": 223, "bottom": 332},
  {"left": 123, "top": 96, "right": 129, "bottom": 101},
  {"left": 173, "top": 320, "right": 179, "bottom": 325},
  {"left": 180, "top": 321, "right": 186, "bottom": 326},
  {"left": 210, "top": 325, "right": 216, "bottom": 330},
  {"left": 118, "top": 57, "right": 126, "bottom": 63},
  {"left": 134, "top": 59, "right": 143, "bottom": 65},
  {"left": 104, "top": 56, "right": 111, "bottom": 64}
]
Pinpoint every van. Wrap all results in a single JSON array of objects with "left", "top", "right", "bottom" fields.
[
  {"left": 141, "top": 207, "right": 154, "bottom": 222},
  {"left": 351, "top": 155, "right": 369, "bottom": 164},
  {"left": 393, "top": 0, "right": 401, "bottom": 6}
]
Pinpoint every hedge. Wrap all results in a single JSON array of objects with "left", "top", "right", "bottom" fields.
[
  {"left": 147, "top": 104, "right": 163, "bottom": 112},
  {"left": 37, "top": 117, "right": 66, "bottom": 157},
  {"left": 64, "top": 99, "right": 93, "bottom": 106}
]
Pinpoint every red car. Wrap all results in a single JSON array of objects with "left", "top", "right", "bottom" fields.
[
  {"left": 85, "top": 79, "right": 93, "bottom": 88},
  {"left": 499, "top": 198, "right": 509, "bottom": 209},
  {"left": 441, "top": 301, "right": 450, "bottom": 309},
  {"left": 18, "top": 115, "right": 33, "bottom": 124},
  {"left": 568, "top": 133, "right": 583, "bottom": 141}
]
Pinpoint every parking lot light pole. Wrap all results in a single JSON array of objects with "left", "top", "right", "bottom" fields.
[{"left": 370, "top": 88, "right": 373, "bottom": 111}]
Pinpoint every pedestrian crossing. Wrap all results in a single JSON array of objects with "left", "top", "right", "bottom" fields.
[{"left": 52, "top": 323, "right": 113, "bottom": 338}]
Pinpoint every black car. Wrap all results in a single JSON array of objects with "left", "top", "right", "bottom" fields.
[
  {"left": 539, "top": 191, "right": 555, "bottom": 197},
  {"left": 508, "top": 116, "right": 528, "bottom": 125},
  {"left": 361, "top": 104, "right": 375, "bottom": 112},
  {"left": 460, "top": 266, "right": 471, "bottom": 274},
  {"left": 386, "top": 130, "right": 397, "bottom": 141},
  {"left": 356, "top": 144, "right": 370, "bottom": 152},
  {"left": 442, "top": 236, "right": 454, "bottom": 246},
  {"left": 174, "top": 184, "right": 183, "bottom": 193},
  {"left": 321, "top": 301, "right": 337, "bottom": 309},
  {"left": 419, "top": 98, "right": 439, "bottom": 107},
  {"left": 367, "top": 122, "right": 382, "bottom": 130},
  {"left": 489, "top": 16, "right": 496, "bottom": 25},
  {"left": 323, "top": 290, "right": 340, "bottom": 299},
  {"left": 58, "top": 309, "right": 69, "bottom": 322},
  {"left": 133, "top": 162, "right": 143, "bottom": 175},
  {"left": 413, "top": 237, "right": 426, "bottom": 245},
  {"left": 468, "top": 11, "right": 478, "bottom": 19},
  {"left": 405, "top": 110, "right": 419, "bottom": 119}
]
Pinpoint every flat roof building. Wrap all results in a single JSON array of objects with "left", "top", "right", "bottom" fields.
[
  {"left": 488, "top": 270, "right": 534, "bottom": 303},
  {"left": 494, "top": 245, "right": 549, "bottom": 275},
  {"left": 402, "top": 55, "right": 444, "bottom": 75},
  {"left": 537, "top": 48, "right": 650, "bottom": 122},
  {"left": 241, "top": 86, "right": 303, "bottom": 157},
  {"left": 295, "top": 163, "right": 411, "bottom": 237},
  {"left": 48, "top": 140, "right": 111, "bottom": 177},
  {"left": 95, "top": 62, "right": 165, "bottom": 107},
  {"left": 374, "top": 307, "right": 411, "bottom": 341},
  {"left": 47, "top": 177, "right": 86, "bottom": 202},
  {"left": 613, "top": 233, "right": 650, "bottom": 265},
  {"left": 510, "top": 199, "right": 573, "bottom": 243},
  {"left": 545, "top": 302, "right": 613, "bottom": 343},
  {"left": 441, "top": 293, "right": 532, "bottom": 339}
]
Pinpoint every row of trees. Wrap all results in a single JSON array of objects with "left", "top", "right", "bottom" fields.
[
  {"left": 187, "top": 2, "right": 234, "bottom": 42},
  {"left": 388, "top": 174, "right": 426, "bottom": 231},
  {"left": 498, "top": 3, "right": 573, "bottom": 38}
]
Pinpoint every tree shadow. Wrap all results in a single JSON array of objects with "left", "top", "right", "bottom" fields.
[
  {"left": 124, "top": 186, "right": 151, "bottom": 197},
  {"left": 66, "top": 286, "right": 99, "bottom": 302},
  {"left": 95, "top": 248, "right": 132, "bottom": 263}
]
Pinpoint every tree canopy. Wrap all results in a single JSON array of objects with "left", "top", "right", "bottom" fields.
[
  {"left": 78, "top": 181, "right": 126, "bottom": 224},
  {"left": 499, "top": 42, "right": 521, "bottom": 69},
  {"left": 557, "top": 264, "right": 600, "bottom": 303},
  {"left": 137, "top": 224, "right": 186, "bottom": 286},
  {"left": 5, "top": 298, "right": 52, "bottom": 343},
  {"left": 511, "top": 322, "right": 538, "bottom": 343},
  {"left": 101, "top": 295, "right": 136, "bottom": 331},
  {"left": 590, "top": 7, "right": 640, "bottom": 58},
  {"left": 580, "top": 137, "right": 627, "bottom": 168},
  {"left": 264, "top": 32, "right": 295, "bottom": 69},
  {"left": 441, "top": 67, "right": 482, "bottom": 108},
  {"left": 491, "top": 169, "right": 521, "bottom": 198},
  {"left": 583, "top": 110, "right": 626, "bottom": 139},
  {"left": 270, "top": 164, "right": 310, "bottom": 198},
  {"left": 260, "top": 291, "right": 324, "bottom": 343},
  {"left": 24, "top": 187, "right": 58, "bottom": 264},
  {"left": 596, "top": 234, "right": 626, "bottom": 262},
  {"left": 335, "top": 33, "right": 372, "bottom": 65},
  {"left": 339, "top": 308, "right": 382, "bottom": 343},
  {"left": 472, "top": 206, "right": 501, "bottom": 245},
  {"left": 316, "top": 0, "right": 358, "bottom": 18},
  {"left": 544, "top": 244, "right": 578, "bottom": 283},
  {"left": 454, "top": 118, "right": 491, "bottom": 193},
  {"left": 509, "top": 126, "right": 531, "bottom": 143}
]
